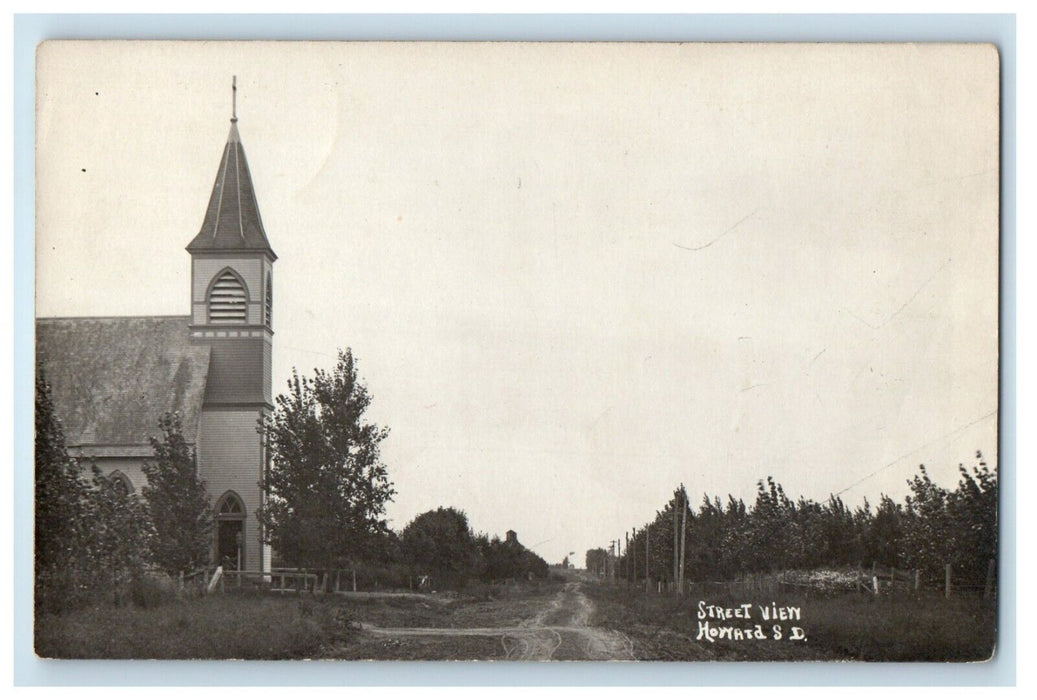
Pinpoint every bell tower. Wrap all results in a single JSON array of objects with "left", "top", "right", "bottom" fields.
[{"left": 186, "top": 77, "right": 275, "bottom": 572}]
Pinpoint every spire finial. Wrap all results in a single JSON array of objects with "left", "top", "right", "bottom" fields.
[{"left": 231, "top": 75, "right": 238, "bottom": 123}]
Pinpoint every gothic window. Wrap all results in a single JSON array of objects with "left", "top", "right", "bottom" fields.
[
  {"left": 265, "top": 272, "right": 272, "bottom": 327},
  {"left": 109, "top": 471, "right": 133, "bottom": 497},
  {"left": 208, "top": 269, "right": 248, "bottom": 324},
  {"left": 216, "top": 492, "right": 246, "bottom": 517}
]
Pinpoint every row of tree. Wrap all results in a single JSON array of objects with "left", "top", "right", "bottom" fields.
[
  {"left": 36, "top": 349, "right": 547, "bottom": 613},
  {"left": 591, "top": 454, "right": 997, "bottom": 591},
  {"left": 398, "top": 507, "right": 549, "bottom": 587},
  {"left": 256, "top": 350, "right": 548, "bottom": 585},
  {"left": 35, "top": 371, "right": 203, "bottom": 613}
]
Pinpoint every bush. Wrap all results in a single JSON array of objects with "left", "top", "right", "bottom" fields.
[{"left": 128, "top": 573, "right": 178, "bottom": 610}]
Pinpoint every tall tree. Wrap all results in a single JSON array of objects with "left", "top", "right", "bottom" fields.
[
  {"left": 83, "top": 467, "right": 154, "bottom": 598},
  {"left": 585, "top": 547, "right": 609, "bottom": 576},
  {"left": 901, "top": 464, "right": 956, "bottom": 582},
  {"left": 400, "top": 507, "right": 479, "bottom": 588},
  {"left": 946, "top": 452, "right": 997, "bottom": 586},
  {"left": 141, "top": 413, "right": 212, "bottom": 575},
  {"left": 259, "top": 349, "right": 395, "bottom": 569},
  {"left": 36, "top": 366, "right": 152, "bottom": 611},
  {"left": 35, "top": 366, "right": 87, "bottom": 612}
]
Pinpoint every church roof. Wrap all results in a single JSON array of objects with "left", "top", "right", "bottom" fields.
[
  {"left": 186, "top": 121, "right": 277, "bottom": 260},
  {"left": 35, "top": 316, "right": 211, "bottom": 450}
]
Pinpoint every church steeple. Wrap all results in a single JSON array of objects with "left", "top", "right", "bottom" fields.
[
  {"left": 184, "top": 78, "right": 276, "bottom": 576},
  {"left": 186, "top": 77, "right": 276, "bottom": 260},
  {"left": 187, "top": 77, "right": 275, "bottom": 406}
]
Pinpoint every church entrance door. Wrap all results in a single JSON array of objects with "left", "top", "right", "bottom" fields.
[
  {"left": 217, "top": 519, "right": 244, "bottom": 571},
  {"left": 215, "top": 492, "right": 246, "bottom": 571}
]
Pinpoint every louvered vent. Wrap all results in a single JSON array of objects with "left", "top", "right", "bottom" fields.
[
  {"left": 265, "top": 273, "right": 272, "bottom": 327},
  {"left": 208, "top": 271, "right": 247, "bottom": 323}
]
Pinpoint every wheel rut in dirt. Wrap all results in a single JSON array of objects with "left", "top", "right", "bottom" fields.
[{"left": 358, "top": 582, "right": 635, "bottom": 660}]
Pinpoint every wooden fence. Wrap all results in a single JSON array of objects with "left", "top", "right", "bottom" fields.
[
  {"left": 603, "top": 558, "right": 997, "bottom": 600},
  {"left": 186, "top": 566, "right": 423, "bottom": 596}
]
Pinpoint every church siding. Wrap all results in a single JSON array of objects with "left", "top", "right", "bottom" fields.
[
  {"left": 263, "top": 337, "right": 272, "bottom": 404},
  {"left": 82, "top": 457, "right": 148, "bottom": 494},
  {"left": 198, "top": 408, "right": 265, "bottom": 571},
  {"left": 199, "top": 338, "right": 271, "bottom": 406}
]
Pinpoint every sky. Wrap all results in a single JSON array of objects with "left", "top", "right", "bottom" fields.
[{"left": 35, "top": 41, "right": 999, "bottom": 565}]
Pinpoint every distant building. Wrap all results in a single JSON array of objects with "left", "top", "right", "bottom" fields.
[
  {"left": 505, "top": 530, "right": 518, "bottom": 544},
  {"left": 36, "top": 88, "right": 276, "bottom": 573}
]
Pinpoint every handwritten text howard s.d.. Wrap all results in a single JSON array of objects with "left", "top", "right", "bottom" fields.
[{"left": 696, "top": 600, "right": 807, "bottom": 644}]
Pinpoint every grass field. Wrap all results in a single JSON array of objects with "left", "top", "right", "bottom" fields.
[
  {"left": 34, "top": 583, "right": 563, "bottom": 660},
  {"left": 35, "top": 593, "right": 350, "bottom": 659},
  {"left": 582, "top": 583, "right": 998, "bottom": 662},
  {"left": 35, "top": 578, "right": 997, "bottom": 661}
]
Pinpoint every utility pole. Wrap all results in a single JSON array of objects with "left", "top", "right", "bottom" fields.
[
  {"left": 645, "top": 522, "right": 651, "bottom": 594},
  {"left": 672, "top": 493, "right": 679, "bottom": 592},
  {"left": 625, "top": 530, "right": 630, "bottom": 584},
  {"left": 630, "top": 529, "right": 636, "bottom": 583},
  {"left": 630, "top": 530, "right": 634, "bottom": 583},
  {"left": 679, "top": 484, "right": 688, "bottom": 596},
  {"left": 610, "top": 540, "right": 616, "bottom": 583},
  {"left": 614, "top": 539, "right": 620, "bottom": 583},
  {"left": 632, "top": 528, "right": 637, "bottom": 585}
]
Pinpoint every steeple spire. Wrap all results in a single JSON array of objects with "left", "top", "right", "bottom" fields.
[{"left": 186, "top": 78, "right": 276, "bottom": 260}]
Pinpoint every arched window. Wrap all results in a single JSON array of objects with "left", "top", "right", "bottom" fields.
[
  {"left": 216, "top": 492, "right": 246, "bottom": 517},
  {"left": 207, "top": 269, "right": 248, "bottom": 324},
  {"left": 108, "top": 471, "right": 133, "bottom": 497},
  {"left": 264, "top": 272, "right": 272, "bottom": 327}
]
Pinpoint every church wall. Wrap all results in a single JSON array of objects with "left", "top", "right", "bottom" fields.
[
  {"left": 197, "top": 407, "right": 266, "bottom": 572},
  {"left": 83, "top": 456, "right": 147, "bottom": 493},
  {"left": 199, "top": 337, "right": 271, "bottom": 405},
  {"left": 263, "top": 337, "right": 272, "bottom": 404}
]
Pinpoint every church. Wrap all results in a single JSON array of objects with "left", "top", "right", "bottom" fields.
[{"left": 36, "top": 84, "right": 275, "bottom": 573}]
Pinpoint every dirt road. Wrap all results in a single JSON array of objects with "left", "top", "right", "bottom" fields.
[{"left": 359, "top": 582, "right": 635, "bottom": 660}]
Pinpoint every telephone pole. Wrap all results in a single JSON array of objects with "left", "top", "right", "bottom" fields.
[
  {"left": 610, "top": 539, "right": 617, "bottom": 583},
  {"left": 672, "top": 494, "right": 679, "bottom": 592},
  {"left": 645, "top": 522, "right": 651, "bottom": 594},
  {"left": 625, "top": 530, "right": 630, "bottom": 584},
  {"left": 679, "top": 484, "right": 688, "bottom": 596}
]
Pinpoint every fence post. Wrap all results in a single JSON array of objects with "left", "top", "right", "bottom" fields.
[
  {"left": 984, "top": 558, "right": 996, "bottom": 599},
  {"left": 945, "top": 563, "right": 952, "bottom": 599},
  {"left": 856, "top": 563, "right": 862, "bottom": 594},
  {"left": 914, "top": 569, "right": 920, "bottom": 592},
  {"left": 872, "top": 575, "right": 879, "bottom": 595},
  {"left": 179, "top": 571, "right": 184, "bottom": 593},
  {"left": 890, "top": 566, "right": 895, "bottom": 598},
  {"left": 353, "top": 569, "right": 358, "bottom": 592}
]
